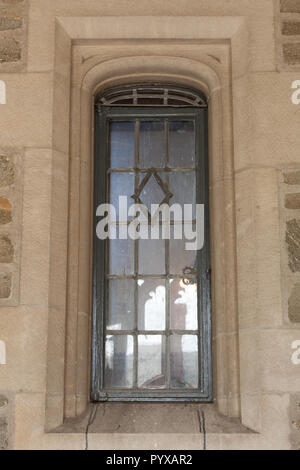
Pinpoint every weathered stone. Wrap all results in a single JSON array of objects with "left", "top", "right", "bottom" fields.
[
  {"left": 0, "top": 272, "right": 11, "bottom": 298},
  {"left": 290, "top": 394, "right": 300, "bottom": 450},
  {"left": 281, "top": 0, "right": 300, "bottom": 13},
  {"left": 0, "top": 235, "right": 13, "bottom": 262},
  {"left": 286, "top": 219, "right": 300, "bottom": 272},
  {"left": 0, "top": 198, "right": 11, "bottom": 224},
  {"left": 0, "top": 417, "right": 8, "bottom": 450},
  {"left": 285, "top": 193, "right": 300, "bottom": 209},
  {"left": 0, "top": 0, "right": 24, "bottom": 3},
  {"left": 284, "top": 171, "right": 300, "bottom": 185},
  {"left": 283, "top": 43, "right": 300, "bottom": 65},
  {"left": 0, "top": 14, "right": 22, "bottom": 31},
  {"left": 0, "top": 36, "right": 21, "bottom": 63},
  {"left": 288, "top": 283, "right": 300, "bottom": 322},
  {"left": 0, "top": 395, "right": 8, "bottom": 408},
  {"left": 0, "top": 154, "right": 14, "bottom": 186},
  {"left": 282, "top": 21, "right": 300, "bottom": 36}
]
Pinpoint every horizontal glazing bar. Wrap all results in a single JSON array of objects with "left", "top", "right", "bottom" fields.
[
  {"left": 105, "top": 330, "right": 198, "bottom": 335},
  {"left": 105, "top": 274, "right": 197, "bottom": 280},
  {"left": 107, "top": 167, "right": 196, "bottom": 172}
]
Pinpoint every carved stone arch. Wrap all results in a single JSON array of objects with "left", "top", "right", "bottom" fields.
[
  {"left": 62, "top": 53, "right": 240, "bottom": 419},
  {"left": 46, "top": 40, "right": 240, "bottom": 429}
]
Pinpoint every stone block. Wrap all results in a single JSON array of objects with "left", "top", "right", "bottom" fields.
[
  {"left": 0, "top": 234, "right": 13, "bottom": 262},
  {"left": 285, "top": 193, "right": 300, "bottom": 209},
  {"left": 0, "top": 153, "right": 14, "bottom": 186},
  {"left": 283, "top": 43, "right": 300, "bottom": 65},
  {"left": 0, "top": 197, "right": 12, "bottom": 224},
  {"left": 280, "top": 0, "right": 300, "bottom": 13},
  {"left": 282, "top": 21, "right": 300, "bottom": 36},
  {"left": 288, "top": 283, "right": 300, "bottom": 322},
  {"left": 0, "top": 11, "right": 22, "bottom": 31},
  {"left": 286, "top": 219, "right": 300, "bottom": 272},
  {"left": 0, "top": 36, "right": 21, "bottom": 63},
  {"left": 0, "top": 272, "right": 11, "bottom": 298},
  {"left": 289, "top": 394, "right": 300, "bottom": 450},
  {"left": 0, "top": 416, "right": 8, "bottom": 450},
  {"left": 284, "top": 171, "right": 300, "bottom": 185}
]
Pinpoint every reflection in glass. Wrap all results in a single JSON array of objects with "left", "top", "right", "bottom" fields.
[
  {"left": 138, "top": 335, "right": 166, "bottom": 388},
  {"left": 169, "top": 121, "right": 195, "bottom": 168},
  {"left": 109, "top": 233, "right": 134, "bottom": 275},
  {"left": 170, "top": 279, "right": 198, "bottom": 330},
  {"left": 110, "top": 121, "right": 135, "bottom": 168},
  {"left": 105, "top": 335, "right": 134, "bottom": 388},
  {"left": 138, "top": 279, "right": 165, "bottom": 330},
  {"left": 138, "top": 238, "right": 165, "bottom": 274},
  {"left": 107, "top": 279, "right": 135, "bottom": 330},
  {"left": 170, "top": 335, "right": 198, "bottom": 388},
  {"left": 139, "top": 121, "right": 165, "bottom": 168}
]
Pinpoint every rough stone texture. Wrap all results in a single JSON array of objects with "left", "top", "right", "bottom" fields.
[
  {"left": 0, "top": 395, "right": 8, "bottom": 408},
  {"left": 0, "top": 417, "right": 8, "bottom": 450},
  {"left": 0, "top": 36, "right": 21, "bottom": 63},
  {"left": 290, "top": 394, "right": 300, "bottom": 450},
  {"left": 0, "top": 272, "right": 11, "bottom": 298},
  {"left": 0, "top": 154, "right": 14, "bottom": 186},
  {"left": 0, "top": 235, "right": 13, "bottom": 262},
  {"left": 0, "top": 12, "right": 22, "bottom": 31},
  {"left": 284, "top": 171, "right": 300, "bottom": 185},
  {"left": 283, "top": 43, "right": 300, "bottom": 65},
  {"left": 286, "top": 219, "right": 300, "bottom": 272},
  {"left": 0, "top": 198, "right": 12, "bottom": 224},
  {"left": 282, "top": 21, "right": 300, "bottom": 36},
  {"left": 281, "top": 0, "right": 300, "bottom": 14},
  {"left": 285, "top": 193, "right": 300, "bottom": 209},
  {"left": 0, "top": 0, "right": 299, "bottom": 451},
  {"left": 288, "top": 283, "right": 300, "bottom": 322}
]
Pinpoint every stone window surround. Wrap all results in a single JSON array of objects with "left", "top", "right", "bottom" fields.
[{"left": 45, "top": 15, "right": 254, "bottom": 441}]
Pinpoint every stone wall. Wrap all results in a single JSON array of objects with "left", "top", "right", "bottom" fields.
[
  {"left": 279, "top": 0, "right": 300, "bottom": 67},
  {"left": 0, "top": 0, "right": 27, "bottom": 71},
  {"left": 0, "top": 0, "right": 299, "bottom": 450}
]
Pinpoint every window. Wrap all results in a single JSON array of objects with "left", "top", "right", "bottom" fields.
[{"left": 91, "top": 85, "right": 212, "bottom": 401}]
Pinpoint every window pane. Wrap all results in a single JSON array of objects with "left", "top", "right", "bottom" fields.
[
  {"left": 109, "top": 235, "right": 134, "bottom": 275},
  {"left": 170, "top": 278, "right": 198, "bottom": 330},
  {"left": 110, "top": 172, "right": 134, "bottom": 218},
  {"left": 138, "top": 172, "right": 167, "bottom": 214},
  {"left": 138, "top": 279, "right": 166, "bottom": 330},
  {"left": 169, "top": 121, "right": 195, "bottom": 168},
  {"left": 107, "top": 280, "right": 135, "bottom": 330},
  {"left": 110, "top": 121, "right": 135, "bottom": 168},
  {"left": 170, "top": 335, "right": 198, "bottom": 388},
  {"left": 138, "top": 335, "right": 166, "bottom": 388},
  {"left": 169, "top": 171, "right": 196, "bottom": 220},
  {"left": 169, "top": 225, "right": 197, "bottom": 275},
  {"left": 138, "top": 238, "right": 165, "bottom": 274},
  {"left": 105, "top": 335, "right": 134, "bottom": 388},
  {"left": 139, "top": 121, "right": 165, "bottom": 168}
]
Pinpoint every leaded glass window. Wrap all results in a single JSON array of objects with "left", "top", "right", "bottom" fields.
[{"left": 92, "top": 85, "right": 212, "bottom": 401}]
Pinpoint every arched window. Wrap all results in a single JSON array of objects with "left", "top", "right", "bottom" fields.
[{"left": 92, "top": 85, "right": 211, "bottom": 402}]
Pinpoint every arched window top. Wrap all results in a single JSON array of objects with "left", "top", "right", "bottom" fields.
[{"left": 96, "top": 84, "right": 207, "bottom": 107}]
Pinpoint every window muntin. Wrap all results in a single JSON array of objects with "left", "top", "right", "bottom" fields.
[
  {"left": 98, "top": 85, "right": 207, "bottom": 107},
  {"left": 92, "top": 88, "right": 211, "bottom": 402}
]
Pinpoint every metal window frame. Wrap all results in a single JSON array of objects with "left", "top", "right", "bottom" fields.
[
  {"left": 95, "top": 84, "right": 207, "bottom": 108},
  {"left": 91, "top": 104, "right": 212, "bottom": 402}
]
